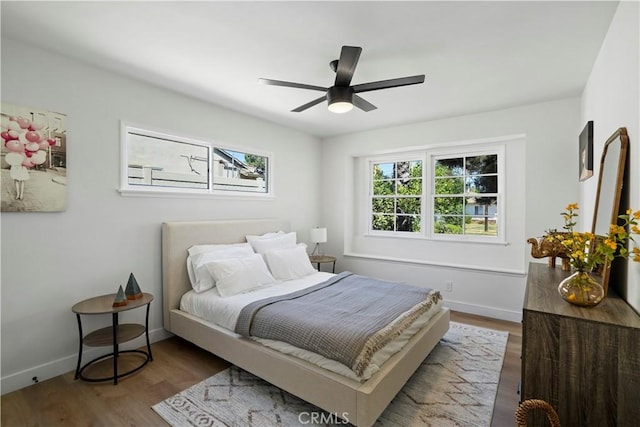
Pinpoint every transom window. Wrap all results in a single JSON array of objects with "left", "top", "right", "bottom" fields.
[{"left": 120, "top": 123, "right": 271, "bottom": 197}]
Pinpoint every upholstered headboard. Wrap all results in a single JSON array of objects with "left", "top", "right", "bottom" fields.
[{"left": 161, "top": 219, "right": 290, "bottom": 331}]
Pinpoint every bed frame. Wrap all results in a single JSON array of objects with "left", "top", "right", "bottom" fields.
[{"left": 162, "top": 219, "right": 450, "bottom": 427}]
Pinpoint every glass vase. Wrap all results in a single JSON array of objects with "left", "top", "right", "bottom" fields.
[{"left": 557, "top": 270, "right": 605, "bottom": 307}]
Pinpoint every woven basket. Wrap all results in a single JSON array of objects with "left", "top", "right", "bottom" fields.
[{"left": 515, "top": 399, "right": 561, "bottom": 427}]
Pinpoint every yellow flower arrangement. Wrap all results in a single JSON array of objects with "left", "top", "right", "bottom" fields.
[{"left": 551, "top": 203, "right": 640, "bottom": 272}]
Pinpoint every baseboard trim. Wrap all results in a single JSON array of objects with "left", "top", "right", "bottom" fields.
[
  {"left": 1, "top": 327, "right": 172, "bottom": 396},
  {"left": 444, "top": 299, "right": 522, "bottom": 323}
]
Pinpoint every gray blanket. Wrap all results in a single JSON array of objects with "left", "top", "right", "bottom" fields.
[{"left": 235, "top": 272, "right": 442, "bottom": 376}]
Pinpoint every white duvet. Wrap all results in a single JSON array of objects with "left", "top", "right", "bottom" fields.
[{"left": 180, "top": 271, "right": 443, "bottom": 381}]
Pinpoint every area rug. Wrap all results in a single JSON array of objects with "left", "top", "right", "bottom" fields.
[{"left": 153, "top": 322, "right": 508, "bottom": 426}]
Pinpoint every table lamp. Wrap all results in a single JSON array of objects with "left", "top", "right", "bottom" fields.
[{"left": 310, "top": 227, "right": 327, "bottom": 256}]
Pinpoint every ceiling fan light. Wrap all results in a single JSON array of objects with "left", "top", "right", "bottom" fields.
[
  {"left": 328, "top": 101, "right": 353, "bottom": 114},
  {"left": 327, "top": 86, "right": 354, "bottom": 114}
]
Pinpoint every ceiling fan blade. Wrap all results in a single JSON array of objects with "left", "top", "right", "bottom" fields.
[
  {"left": 291, "top": 95, "right": 327, "bottom": 112},
  {"left": 352, "top": 75, "right": 425, "bottom": 94},
  {"left": 352, "top": 95, "right": 377, "bottom": 112},
  {"left": 258, "top": 78, "right": 327, "bottom": 92},
  {"left": 334, "top": 46, "right": 362, "bottom": 87}
]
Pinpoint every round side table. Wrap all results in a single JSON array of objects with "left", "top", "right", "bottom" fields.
[
  {"left": 72, "top": 293, "right": 153, "bottom": 384},
  {"left": 309, "top": 255, "right": 336, "bottom": 273}
]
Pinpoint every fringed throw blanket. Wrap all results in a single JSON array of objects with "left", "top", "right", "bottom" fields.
[{"left": 235, "top": 272, "right": 442, "bottom": 376}]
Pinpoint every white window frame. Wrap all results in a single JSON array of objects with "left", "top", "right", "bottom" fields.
[
  {"left": 364, "top": 142, "right": 506, "bottom": 243},
  {"left": 427, "top": 144, "right": 505, "bottom": 243},
  {"left": 368, "top": 153, "right": 425, "bottom": 237},
  {"left": 119, "top": 122, "right": 274, "bottom": 199}
]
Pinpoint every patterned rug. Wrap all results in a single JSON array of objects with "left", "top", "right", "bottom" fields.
[{"left": 153, "top": 322, "right": 509, "bottom": 426}]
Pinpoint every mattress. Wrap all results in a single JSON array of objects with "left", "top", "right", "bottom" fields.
[{"left": 180, "top": 271, "right": 443, "bottom": 381}]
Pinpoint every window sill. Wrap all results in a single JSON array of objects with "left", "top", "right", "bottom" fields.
[
  {"left": 117, "top": 188, "right": 275, "bottom": 201},
  {"left": 363, "top": 232, "right": 509, "bottom": 246},
  {"left": 344, "top": 251, "right": 526, "bottom": 275}
]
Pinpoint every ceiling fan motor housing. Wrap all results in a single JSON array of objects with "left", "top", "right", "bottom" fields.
[
  {"left": 327, "top": 86, "right": 354, "bottom": 113},
  {"left": 327, "top": 86, "right": 354, "bottom": 105}
]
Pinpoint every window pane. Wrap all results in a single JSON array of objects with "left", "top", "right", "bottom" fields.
[
  {"left": 466, "top": 155, "right": 497, "bottom": 175},
  {"left": 372, "top": 214, "right": 394, "bottom": 231},
  {"left": 373, "top": 163, "right": 394, "bottom": 179},
  {"left": 434, "top": 177, "right": 464, "bottom": 194},
  {"left": 435, "top": 158, "right": 463, "bottom": 176},
  {"left": 127, "top": 132, "right": 209, "bottom": 189},
  {"left": 372, "top": 197, "right": 394, "bottom": 213},
  {"left": 396, "top": 197, "right": 421, "bottom": 215},
  {"left": 410, "top": 161, "right": 422, "bottom": 177},
  {"left": 213, "top": 149, "right": 268, "bottom": 193},
  {"left": 397, "top": 178, "right": 422, "bottom": 195},
  {"left": 465, "top": 197, "right": 498, "bottom": 236},
  {"left": 434, "top": 196, "right": 463, "bottom": 215},
  {"left": 465, "top": 175, "right": 498, "bottom": 194},
  {"left": 395, "top": 161, "right": 415, "bottom": 179},
  {"left": 465, "top": 217, "right": 498, "bottom": 236},
  {"left": 466, "top": 196, "right": 497, "bottom": 212},
  {"left": 433, "top": 216, "right": 463, "bottom": 234},
  {"left": 373, "top": 180, "right": 394, "bottom": 195},
  {"left": 396, "top": 215, "right": 420, "bottom": 232}
]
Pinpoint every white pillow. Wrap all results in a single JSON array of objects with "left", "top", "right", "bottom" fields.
[
  {"left": 187, "top": 242, "right": 252, "bottom": 257},
  {"left": 264, "top": 245, "right": 316, "bottom": 281},
  {"left": 205, "top": 254, "right": 276, "bottom": 297},
  {"left": 187, "top": 243, "right": 255, "bottom": 293},
  {"left": 245, "top": 231, "right": 284, "bottom": 244},
  {"left": 248, "top": 232, "right": 297, "bottom": 255}
]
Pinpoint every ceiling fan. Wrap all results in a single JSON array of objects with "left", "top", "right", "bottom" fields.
[{"left": 258, "top": 46, "right": 425, "bottom": 114}]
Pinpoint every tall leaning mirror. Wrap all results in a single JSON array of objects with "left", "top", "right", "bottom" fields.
[{"left": 591, "top": 127, "right": 628, "bottom": 293}]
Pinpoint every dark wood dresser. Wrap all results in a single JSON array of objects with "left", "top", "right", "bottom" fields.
[{"left": 522, "top": 262, "right": 640, "bottom": 426}]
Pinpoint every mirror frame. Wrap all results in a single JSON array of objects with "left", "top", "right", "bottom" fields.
[{"left": 591, "top": 127, "right": 628, "bottom": 293}]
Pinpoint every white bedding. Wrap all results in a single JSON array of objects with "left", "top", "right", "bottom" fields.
[
  {"left": 180, "top": 271, "right": 443, "bottom": 381},
  {"left": 181, "top": 271, "right": 335, "bottom": 330}
]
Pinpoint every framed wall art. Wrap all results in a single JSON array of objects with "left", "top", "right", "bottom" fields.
[
  {"left": 579, "top": 120, "right": 594, "bottom": 182},
  {"left": 1, "top": 103, "right": 67, "bottom": 212}
]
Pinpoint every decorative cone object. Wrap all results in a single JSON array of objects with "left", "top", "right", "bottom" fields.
[
  {"left": 125, "top": 273, "right": 143, "bottom": 300},
  {"left": 112, "top": 285, "right": 128, "bottom": 307}
]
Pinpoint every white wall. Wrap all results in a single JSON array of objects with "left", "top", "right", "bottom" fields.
[
  {"left": 321, "top": 98, "right": 580, "bottom": 321},
  {"left": 0, "top": 39, "right": 321, "bottom": 394},
  {"left": 580, "top": 0, "right": 640, "bottom": 313}
]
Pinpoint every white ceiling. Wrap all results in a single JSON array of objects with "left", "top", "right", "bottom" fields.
[{"left": 1, "top": 1, "right": 619, "bottom": 138}]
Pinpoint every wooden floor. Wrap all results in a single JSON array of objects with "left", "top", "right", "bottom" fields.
[{"left": 1, "top": 311, "right": 521, "bottom": 426}]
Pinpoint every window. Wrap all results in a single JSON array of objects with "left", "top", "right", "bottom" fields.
[
  {"left": 120, "top": 123, "right": 271, "bottom": 197},
  {"left": 432, "top": 153, "right": 499, "bottom": 237},
  {"left": 370, "top": 159, "right": 423, "bottom": 233},
  {"left": 365, "top": 144, "right": 504, "bottom": 241},
  {"left": 127, "top": 130, "right": 210, "bottom": 190},
  {"left": 212, "top": 148, "right": 268, "bottom": 193}
]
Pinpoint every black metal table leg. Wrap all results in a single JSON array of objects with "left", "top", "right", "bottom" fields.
[
  {"left": 144, "top": 302, "right": 153, "bottom": 361},
  {"left": 112, "top": 312, "right": 118, "bottom": 385},
  {"left": 74, "top": 313, "right": 83, "bottom": 379}
]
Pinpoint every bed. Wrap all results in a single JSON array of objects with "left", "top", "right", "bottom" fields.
[{"left": 162, "top": 219, "right": 450, "bottom": 427}]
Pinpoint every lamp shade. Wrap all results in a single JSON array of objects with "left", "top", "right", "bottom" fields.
[{"left": 310, "top": 227, "right": 327, "bottom": 244}]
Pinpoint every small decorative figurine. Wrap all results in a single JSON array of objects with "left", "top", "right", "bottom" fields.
[
  {"left": 112, "top": 285, "right": 128, "bottom": 307},
  {"left": 527, "top": 231, "right": 571, "bottom": 271},
  {"left": 125, "top": 272, "right": 143, "bottom": 300}
]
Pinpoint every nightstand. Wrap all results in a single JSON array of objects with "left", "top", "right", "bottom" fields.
[
  {"left": 309, "top": 255, "right": 336, "bottom": 273},
  {"left": 72, "top": 293, "right": 153, "bottom": 384}
]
